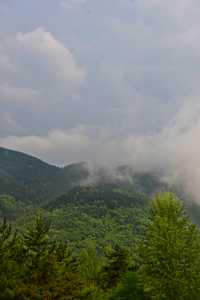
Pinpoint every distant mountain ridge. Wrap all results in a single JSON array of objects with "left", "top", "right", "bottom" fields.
[
  {"left": 1, "top": 147, "right": 200, "bottom": 226},
  {"left": 0, "top": 147, "right": 168, "bottom": 203},
  {"left": 0, "top": 147, "right": 89, "bottom": 203}
]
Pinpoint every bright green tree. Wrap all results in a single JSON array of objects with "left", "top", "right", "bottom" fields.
[
  {"left": 139, "top": 192, "right": 200, "bottom": 300},
  {"left": 79, "top": 240, "right": 103, "bottom": 284}
]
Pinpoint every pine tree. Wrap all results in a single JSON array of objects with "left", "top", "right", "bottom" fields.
[
  {"left": 0, "top": 219, "right": 18, "bottom": 299},
  {"left": 98, "top": 245, "right": 129, "bottom": 291},
  {"left": 15, "top": 216, "right": 56, "bottom": 299},
  {"left": 16, "top": 215, "right": 93, "bottom": 300}
]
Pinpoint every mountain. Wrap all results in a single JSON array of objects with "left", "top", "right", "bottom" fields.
[
  {"left": 0, "top": 147, "right": 89, "bottom": 204},
  {"left": 1, "top": 147, "right": 200, "bottom": 248},
  {"left": 0, "top": 147, "right": 169, "bottom": 205},
  {"left": 1, "top": 146, "right": 199, "bottom": 223},
  {"left": 46, "top": 183, "right": 149, "bottom": 211}
]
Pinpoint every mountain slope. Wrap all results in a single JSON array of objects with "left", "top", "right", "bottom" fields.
[
  {"left": 0, "top": 147, "right": 89, "bottom": 203},
  {"left": 0, "top": 147, "right": 168, "bottom": 205},
  {"left": 46, "top": 184, "right": 149, "bottom": 211}
]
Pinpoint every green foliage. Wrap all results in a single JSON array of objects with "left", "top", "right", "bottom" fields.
[
  {"left": 0, "top": 147, "right": 88, "bottom": 204},
  {"left": 98, "top": 245, "right": 129, "bottom": 291},
  {"left": 45, "top": 204, "right": 145, "bottom": 250},
  {"left": 1, "top": 150, "right": 200, "bottom": 300},
  {"left": 14, "top": 216, "right": 94, "bottom": 299},
  {"left": 110, "top": 272, "right": 145, "bottom": 300},
  {"left": 47, "top": 184, "right": 148, "bottom": 210},
  {"left": 0, "top": 219, "right": 18, "bottom": 299},
  {"left": 40, "top": 184, "right": 148, "bottom": 251},
  {"left": 0, "top": 147, "right": 167, "bottom": 206},
  {"left": 0, "top": 194, "right": 25, "bottom": 219},
  {"left": 139, "top": 192, "right": 200, "bottom": 300},
  {"left": 79, "top": 240, "right": 103, "bottom": 284}
]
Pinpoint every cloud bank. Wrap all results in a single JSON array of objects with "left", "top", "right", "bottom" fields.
[
  {"left": 1, "top": 99, "right": 200, "bottom": 201},
  {"left": 1, "top": 1, "right": 200, "bottom": 201}
]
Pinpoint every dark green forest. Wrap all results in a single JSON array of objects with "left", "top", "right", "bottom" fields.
[
  {"left": 1, "top": 193, "right": 200, "bottom": 299},
  {"left": 1, "top": 148, "right": 200, "bottom": 299}
]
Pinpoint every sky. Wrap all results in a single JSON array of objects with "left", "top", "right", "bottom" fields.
[{"left": 1, "top": 0, "right": 200, "bottom": 199}]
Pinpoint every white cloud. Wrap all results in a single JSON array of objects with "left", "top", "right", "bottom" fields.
[
  {"left": 0, "top": 28, "right": 86, "bottom": 104},
  {"left": 2, "top": 0, "right": 200, "bottom": 202},
  {"left": 2, "top": 99, "right": 200, "bottom": 202},
  {"left": 14, "top": 28, "right": 86, "bottom": 89}
]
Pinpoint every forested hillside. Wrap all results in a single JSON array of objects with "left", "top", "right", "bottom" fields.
[
  {"left": 1, "top": 148, "right": 200, "bottom": 298},
  {"left": 0, "top": 147, "right": 89, "bottom": 203},
  {"left": 0, "top": 148, "right": 168, "bottom": 203},
  {"left": 1, "top": 193, "right": 200, "bottom": 299}
]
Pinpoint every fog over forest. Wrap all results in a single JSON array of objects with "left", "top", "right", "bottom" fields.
[{"left": 1, "top": 0, "right": 200, "bottom": 200}]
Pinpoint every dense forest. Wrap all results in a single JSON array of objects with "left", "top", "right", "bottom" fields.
[
  {"left": 1, "top": 148, "right": 200, "bottom": 299},
  {"left": 1, "top": 193, "right": 200, "bottom": 299}
]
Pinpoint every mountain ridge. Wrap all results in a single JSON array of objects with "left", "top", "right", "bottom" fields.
[
  {"left": 0, "top": 147, "right": 89, "bottom": 203},
  {"left": 0, "top": 147, "right": 200, "bottom": 228}
]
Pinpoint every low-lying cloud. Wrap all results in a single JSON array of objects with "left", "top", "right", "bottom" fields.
[
  {"left": 1, "top": 1, "right": 200, "bottom": 202},
  {"left": 1, "top": 99, "right": 200, "bottom": 202}
]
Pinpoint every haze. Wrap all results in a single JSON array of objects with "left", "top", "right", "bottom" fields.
[{"left": 1, "top": 0, "right": 200, "bottom": 200}]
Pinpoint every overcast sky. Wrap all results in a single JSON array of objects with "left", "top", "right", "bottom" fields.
[{"left": 1, "top": 0, "right": 200, "bottom": 184}]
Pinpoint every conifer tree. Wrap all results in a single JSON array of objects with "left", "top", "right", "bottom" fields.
[
  {"left": 16, "top": 216, "right": 56, "bottom": 299},
  {"left": 0, "top": 219, "right": 18, "bottom": 299},
  {"left": 98, "top": 245, "right": 129, "bottom": 291}
]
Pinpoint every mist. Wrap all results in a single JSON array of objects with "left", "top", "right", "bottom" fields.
[
  {"left": 1, "top": 0, "right": 200, "bottom": 202},
  {"left": 1, "top": 97, "right": 200, "bottom": 202}
]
